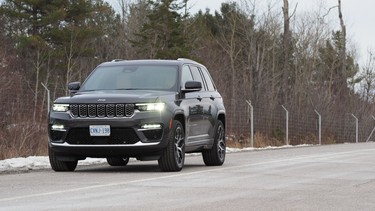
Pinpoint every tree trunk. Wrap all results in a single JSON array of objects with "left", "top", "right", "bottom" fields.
[
  {"left": 282, "top": 0, "right": 291, "bottom": 104},
  {"left": 338, "top": 0, "right": 347, "bottom": 96}
]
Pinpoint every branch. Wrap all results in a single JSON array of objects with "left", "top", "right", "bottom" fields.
[
  {"left": 289, "top": 2, "right": 298, "bottom": 20},
  {"left": 322, "top": 5, "right": 338, "bottom": 19}
]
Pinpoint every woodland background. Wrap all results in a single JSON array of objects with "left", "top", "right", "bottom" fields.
[{"left": 1, "top": 0, "right": 375, "bottom": 159}]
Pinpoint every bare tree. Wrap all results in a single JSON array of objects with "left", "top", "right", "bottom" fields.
[
  {"left": 281, "top": 0, "right": 291, "bottom": 103},
  {"left": 337, "top": 0, "right": 347, "bottom": 95},
  {"left": 118, "top": 0, "right": 131, "bottom": 22},
  {"left": 360, "top": 49, "right": 375, "bottom": 101},
  {"left": 215, "top": 4, "right": 243, "bottom": 133},
  {"left": 32, "top": 46, "right": 49, "bottom": 121},
  {"left": 64, "top": 32, "right": 79, "bottom": 95}
]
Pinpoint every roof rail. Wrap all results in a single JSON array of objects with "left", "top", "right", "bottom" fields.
[
  {"left": 177, "top": 58, "right": 198, "bottom": 63},
  {"left": 111, "top": 59, "right": 125, "bottom": 62}
]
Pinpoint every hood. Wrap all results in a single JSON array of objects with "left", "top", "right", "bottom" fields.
[{"left": 54, "top": 90, "right": 175, "bottom": 104}]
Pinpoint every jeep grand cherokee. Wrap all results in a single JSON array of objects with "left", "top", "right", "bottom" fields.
[{"left": 48, "top": 58, "right": 226, "bottom": 172}]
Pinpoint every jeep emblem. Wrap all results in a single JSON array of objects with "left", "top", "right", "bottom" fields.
[{"left": 97, "top": 99, "right": 106, "bottom": 102}]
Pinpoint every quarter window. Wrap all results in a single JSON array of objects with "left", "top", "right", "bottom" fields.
[{"left": 200, "top": 67, "right": 216, "bottom": 91}]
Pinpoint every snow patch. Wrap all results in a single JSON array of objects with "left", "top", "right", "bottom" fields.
[{"left": 0, "top": 144, "right": 312, "bottom": 173}]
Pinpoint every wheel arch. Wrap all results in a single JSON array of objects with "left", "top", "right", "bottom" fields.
[
  {"left": 174, "top": 113, "right": 186, "bottom": 133},
  {"left": 217, "top": 112, "right": 226, "bottom": 129}
]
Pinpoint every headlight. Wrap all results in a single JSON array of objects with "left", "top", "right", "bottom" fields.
[
  {"left": 136, "top": 103, "right": 165, "bottom": 112},
  {"left": 52, "top": 104, "right": 69, "bottom": 112}
]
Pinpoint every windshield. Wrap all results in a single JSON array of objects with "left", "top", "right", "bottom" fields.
[{"left": 80, "top": 65, "right": 178, "bottom": 91}]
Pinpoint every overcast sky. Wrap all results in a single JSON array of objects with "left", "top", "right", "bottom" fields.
[{"left": 188, "top": 0, "right": 375, "bottom": 67}]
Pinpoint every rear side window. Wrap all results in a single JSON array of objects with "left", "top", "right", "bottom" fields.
[
  {"left": 190, "top": 66, "right": 206, "bottom": 91},
  {"left": 181, "top": 65, "right": 193, "bottom": 89},
  {"left": 200, "top": 67, "right": 216, "bottom": 91}
]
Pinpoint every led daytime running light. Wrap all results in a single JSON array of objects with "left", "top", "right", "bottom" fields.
[
  {"left": 136, "top": 103, "right": 165, "bottom": 111},
  {"left": 52, "top": 104, "right": 69, "bottom": 112}
]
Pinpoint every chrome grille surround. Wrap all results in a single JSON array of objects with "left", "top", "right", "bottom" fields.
[{"left": 70, "top": 104, "right": 134, "bottom": 118}]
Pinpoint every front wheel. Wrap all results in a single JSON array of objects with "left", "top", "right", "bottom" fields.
[
  {"left": 48, "top": 145, "right": 77, "bottom": 171},
  {"left": 202, "top": 120, "right": 226, "bottom": 166},
  {"left": 158, "top": 120, "right": 185, "bottom": 172}
]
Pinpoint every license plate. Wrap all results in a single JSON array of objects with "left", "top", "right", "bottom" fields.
[{"left": 89, "top": 125, "right": 110, "bottom": 136}]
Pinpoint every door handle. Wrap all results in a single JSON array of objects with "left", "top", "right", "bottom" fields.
[
  {"left": 197, "top": 96, "right": 202, "bottom": 101},
  {"left": 210, "top": 96, "right": 215, "bottom": 101}
]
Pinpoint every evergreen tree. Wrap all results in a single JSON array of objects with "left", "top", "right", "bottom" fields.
[
  {"left": 0, "top": 0, "right": 67, "bottom": 48},
  {"left": 131, "top": 0, "right": 190, "bottom": 59},
  {"left": 316, "top": 31, "right": 359, "bottom": 98},
  {"left": 0, "top": 0, "right": 119, "bottom": 92}
]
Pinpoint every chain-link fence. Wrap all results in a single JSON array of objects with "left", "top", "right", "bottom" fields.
[
  {"left": 2, "top": 86, "right": 375, "bottom": 159},
  {"left": 225, "top": 99, "right": 375, "bottom": 147}
]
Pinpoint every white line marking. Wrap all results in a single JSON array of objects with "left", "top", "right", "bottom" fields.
[{"left": 1, "top": 148, "right": 374, "bottom": 202}]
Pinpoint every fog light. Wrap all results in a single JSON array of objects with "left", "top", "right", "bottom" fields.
[
  {"left": 141, "top": 124, "right": 162, "bottom": 130},
  {"left": 51, "top": 124, "right": 66, "bottom": 131}
]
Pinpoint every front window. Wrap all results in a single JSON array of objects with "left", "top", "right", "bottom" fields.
[{"left": 80, "top": 65, "right": 178, "bottom": 91}]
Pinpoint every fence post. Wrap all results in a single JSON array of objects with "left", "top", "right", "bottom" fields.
[
  {"left": 351, "top": 114, "right": 358, "bottom": 143},
  {"left": 315, "top": 110, "right": 322, "bottom": 145},
  {"left": 41, "top": 83, "right": 50, "bottom": 114},
  {"left": 281, "top": 105, "right": 289, "bottom": 145},
  {"left": 246, "top": 100, "right": 254, "bottom": 148},
  {"left": 366, "top": 115, "right": 375, "bottom": 142}
]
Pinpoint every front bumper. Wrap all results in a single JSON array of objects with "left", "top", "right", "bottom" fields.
[{"left": 48, "top": 109, "right": 173, "bottom": 159}]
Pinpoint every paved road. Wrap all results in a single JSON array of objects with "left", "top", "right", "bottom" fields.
[{"left": 1, "top": 143, "right": 375, "bottom": 210}]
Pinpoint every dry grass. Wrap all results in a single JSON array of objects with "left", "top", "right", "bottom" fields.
[
  {"left": 0, "top": 121, "right": 47, "bottom": 160},
  {"left": 226, "top": 132, "right": 284, "bottom": 148},
  {"left": 226, "top": 132, "right": 329, "bottom": 149},
  {"left": 323, "top": 133, "right": 337, "bottom": 145},
  {"left": 289, "top": 134, "right": 318, "bottom": 145}
]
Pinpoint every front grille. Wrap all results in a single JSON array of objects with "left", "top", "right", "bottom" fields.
[
  {"left": 70, "top": 104, "right": 134, "bottom": 118},
  {"left": 65, "top": 128, "right": 140, "bottom": 145}
]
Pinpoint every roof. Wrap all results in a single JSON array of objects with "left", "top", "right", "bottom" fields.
[{"left": 98, "top": 58, "right": 202, "bottom": 67}]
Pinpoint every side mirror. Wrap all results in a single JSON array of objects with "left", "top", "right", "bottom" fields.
[
  {"left": 183, "top": 81, "right": 202, "bottom": 93},
  {"left": 68, "top": 82, "right": 81, "bottom": 94}
]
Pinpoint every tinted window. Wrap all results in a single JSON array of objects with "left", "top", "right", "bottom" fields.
[
  {"left": 80, "top": 65, "right": 178, "bottom": 91},
  {"left": 200, "top": 67, "right": 216, "bottom": 91},
  {"left": 181, "top": 65, "right": 193, "bottom": 89},
  {"left": 190, "top": 66, "right": 206, "bottom": 91}
]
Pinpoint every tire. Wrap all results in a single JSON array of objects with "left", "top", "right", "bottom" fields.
[
  {"left": 48, "top": 145, "right": 77, "bottom": 172},
  {"left": 202, "top": 120, "right": 226, "bottom": 166},
  {"left": 158, "top": 120, "right": 185, "bottom": 172},
  {"left": 106, "top": 157, "right": 129, "bottom": 166}
]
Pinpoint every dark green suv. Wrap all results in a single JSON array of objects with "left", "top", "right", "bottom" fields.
[{"left": 48, "top": 58, "right": 226, "bottom": 172}]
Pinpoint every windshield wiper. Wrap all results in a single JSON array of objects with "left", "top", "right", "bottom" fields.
[{"left": 113, "top": 88, "right": 142, "bottom": 90}]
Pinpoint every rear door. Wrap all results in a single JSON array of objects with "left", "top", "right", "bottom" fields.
[
  {"left": 180, "top": 65, "right": 204, "bottom": 140},
  {"left": 196, "top": 66, "right": 219, "bottom": 140},
  {"left": 188, "top": 65, "right": 217, "bottom": 142}
]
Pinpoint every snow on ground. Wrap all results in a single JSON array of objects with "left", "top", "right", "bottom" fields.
[{"left": 0, "top": 144, "right": 312, "bottom": 173}]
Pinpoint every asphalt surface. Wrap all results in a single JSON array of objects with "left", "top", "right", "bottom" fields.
[{"left": 1, "top": 142, "right": 375, "bottom": 211}]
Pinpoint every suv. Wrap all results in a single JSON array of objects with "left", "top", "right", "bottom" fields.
[{"left": 48, "top": 58, "right": 226, "bottom": 172}]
